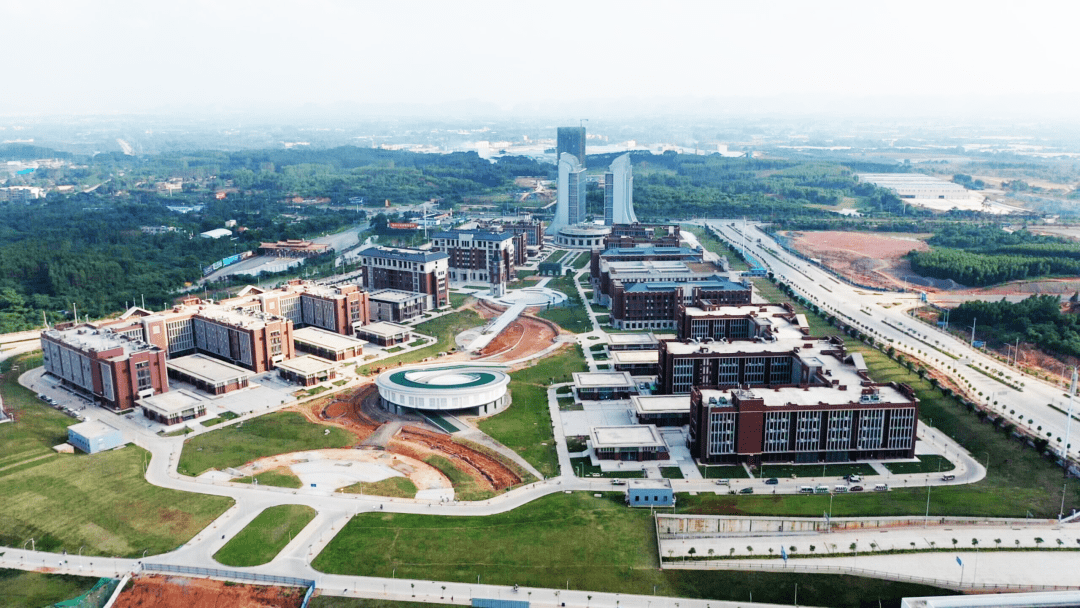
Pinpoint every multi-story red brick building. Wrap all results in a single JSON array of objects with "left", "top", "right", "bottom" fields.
[
  {"left": 603, "top": 223, "right": 682, "bottom": 249},
  {"left": 429, "top": 230, "right": 517, "bottom": 294},
  {"left": 41, "top": 324, "right": 169, "bottom": 411},
  {"left": 358, "top": 246, "right": 449, "bottom": 310}
]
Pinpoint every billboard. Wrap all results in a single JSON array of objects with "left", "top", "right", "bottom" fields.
[{"left": 388, "top": 222, "right": 418, "bottom": 230}]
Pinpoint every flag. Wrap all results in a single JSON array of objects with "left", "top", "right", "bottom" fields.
[
  {"left": 956, "top": 556, "right": 963, "bottom": 567},
  {"left": 781, "top": 546, "right": 788, "bottom": 562}
]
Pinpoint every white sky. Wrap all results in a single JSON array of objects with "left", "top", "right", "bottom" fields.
[{"left": 2, "top": 0, "right": 1078, "bottom": 116}]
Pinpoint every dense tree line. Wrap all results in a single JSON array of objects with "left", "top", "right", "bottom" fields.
[
  {"left": 908, "top": 224, "right": 1080, "bottom": 286},
  {"left": 948, "top": 295, "right": 1080, "bottom": 359}
]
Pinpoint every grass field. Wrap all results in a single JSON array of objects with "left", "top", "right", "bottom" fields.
[
  {"left": 0, "top": 353, "right": 72, "bottom": 473},
  {"left": 356, "top": 310, "right": 482, "bottom": 375},
  {"left": 0, "top": 356, "right": 233, "bottom": 556},
  {"left": 423, "top": 455, "right": 493, "bottom": 501},
  {"left": 213, "top": 505, "right": 316, "bottom": 567},
  {"left": 310, "top": 600, "right": 456, "bottom": 608},
  {"left": 535, "top": 274, "right": 592, "bottom": 334},
  {"left": 884, "top": 455, "right": 956, "bottom": 475},
  {"left": 312, "top": 492, "right": 950, "bottom": 607},
  {"left": 570, "top": 457, "right": 644, "bottom": 478},
  {"left": 0, "top": 569, "right": 104, "bottom": 608},
  {"left": 697, "top": 464, "right": 751, "bottom": 479},
  {"left": 478, "top": 346, "right": 588, "bottom": 478},
  {"left": 178, "top": 411, "right": 354, "bottom": 476},
  {"left": 758, "top": 462, "right": 878, "bottom": 480},
  {"left": 339, "top": 476, "right": 417, "bottom": 498},
  {"left": 233, "top": 467, "right": 303, "bottom": 489},
  {"left": 0, "top": 444, "right": 233, "bottom": 556},
  {"left": 449, "top": 293, "right": 475, "bottom": 309}
]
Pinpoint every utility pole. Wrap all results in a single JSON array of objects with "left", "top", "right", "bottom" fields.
[
  {"left": 970, "top": 317, "right": 977, "bottom": 347},
  {"left": 1063, "top": 368, "right": 1077, "bottom": 483}
]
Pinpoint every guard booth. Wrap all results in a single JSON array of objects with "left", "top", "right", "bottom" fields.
[{"left": 626, "top": 478, "right": 675, "bottom": 508}]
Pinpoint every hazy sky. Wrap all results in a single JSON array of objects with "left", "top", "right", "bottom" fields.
[{"left": 3, "top": 0, "right": 1078, "bottom": 117}]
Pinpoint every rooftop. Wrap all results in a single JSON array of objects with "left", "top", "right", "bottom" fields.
[
  {"left": 359, "top": 245, "right": 448, "bottom": 264},
  {"left": 608, "top": 333, "right": 658, "bottom": 346},
  {"left": 167, "top": 354, "right": 251, "bottom": 385},
  {"left": 573, "top": 371, "right": 636, "bottom": 389},
  {"left": 624, "top": 276, "right": 747, "bottom": 293},
  {"left": 369, "top": 289, "right": 425, "bottom": 303},
  {"left": 631, "top": 394, "right": 690, "bottom": 414},
  {"left": 196, "top": 305, "right": 284, "bottom": 330},
  {"left": 432, "top": 230, "right": 514, "bottom": 242},
  {"left": 43, "top": 325, "right": 161, "bottom": 358},
  {"left": 293, "top": 326, "right": 367, "bottom": 352},
  {"left": 357, "top": 321, "right": 412, "bottom": 338},
  {"left": 137, "top": 389, "right": 209, "bottom": 415},
  {"left": 600, "top": 246, "right": 698, "bottom": 257},
  {"left": 611, "top": 350, "right": 659, "bottom": 364},
  {"left": 68, "top": 419, "right": 121, "bottom": 438},
  {"left": 698, "top": 378, "right": 912, "bottom": 409},
  {"left": 591, "top": 424, "right": 667, "bottom": 449},
  {"left": 277, "top": 355, "right": 337, "bottom": 376}
]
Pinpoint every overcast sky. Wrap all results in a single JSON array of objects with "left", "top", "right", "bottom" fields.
[{"left": 3, "top": 0, "right": 1078, "bottom": 117}]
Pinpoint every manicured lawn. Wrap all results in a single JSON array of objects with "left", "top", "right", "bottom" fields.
[
  {"left": 356, "top": 310, "right": 482, "bottom": 375},
  {"left": 660, "top": 467, "right": 684, "bottom": 479},
  {"left": 214, "top": 505, "right": 317, "bottom": 567},
  {"left": 572, "top": 253, "right": 591, "bottom": 269},
  {"left": 547, "top": 249, "right": 568, "bottom": 262},
  {"left": 535, "top": 274, "right": 592, "bottom": 333},
  {"left": 0, "top": 445, "right": 233, "bottom": 557},
  {"left": 0, "top": 569, "right": 105, "bottom": 608},
  {"left": 570, "top": 457, "right": 645, "bottom": 478},
  {"left": 178, "top": 411, "right": 355, "bottom": 476},
  {"left": 449, "top": 293, "right": 475, "bottom": 309},
  {"left": 233, "top": 467, "right": 303, "bottom": 489},
  {"left": 884, "top": 455, "right": 956, "bottom": 475},
  {"left": 0, "top": 356, "right": 233, "bottom": 557},
  {"left": 339, "top": 476, "right": 417, "bottom": 498},
  {"left": 0, "top": 353, "right": 73, "bottom": 473},
  {"left": 312, "top": 492, "right": 950, "bottom": 607},
  {"left": 478, "top": 346, "right": 588, "bottom": 478}
]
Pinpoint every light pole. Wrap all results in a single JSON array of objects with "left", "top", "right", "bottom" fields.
[{"left": 924, "top": 480, "right": 931, "bottom": 527}]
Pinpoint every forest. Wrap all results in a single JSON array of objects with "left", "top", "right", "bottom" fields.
[
  {"left": 948, "top": 295, "right": 1080, "bottom": 360},
  {"left": 909, "top": 225, "right": 1080, "bottom": 286}
]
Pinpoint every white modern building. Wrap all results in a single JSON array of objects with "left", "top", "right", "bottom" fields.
[
  {"left": 604, "top": 153, "right": 638, "bottom": 225},
  {"left": 546, "top": 153, "right": 587, "bottom": 235}
]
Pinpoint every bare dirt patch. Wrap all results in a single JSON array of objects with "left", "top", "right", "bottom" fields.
[
  {"left": 112, "top": 575, "right": 304, "bottom": 608},
  {"left": 478, "top": 314, "right": 558, "bottom": 362},
  {"left": 783, "top": 231, "right": 930, "bottom": 290},
  {"left": 395, "top": 426, "right": 521, "bottom": 491}
]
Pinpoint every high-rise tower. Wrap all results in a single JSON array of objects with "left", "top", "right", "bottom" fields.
[
  {"left": 546, "top": 153, "right": 587, "bottom": 235},
  {"left": 604, "top": 153, "right": 637, "bottom": 225},
  {"left": 557, "top": 126, "right": 586, "bottom": 169}
]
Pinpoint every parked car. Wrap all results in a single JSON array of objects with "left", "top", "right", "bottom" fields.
[
  {"left": 739, "top": 486, "right": 755, "bottom": 494},
  {"left": 715, "top": 479, "right": 730, "bottom": 486},
  {"left": 764, "top": 478, "right": 779, "bottom": 485},
  {"left": 850, "top": 485, "right": 864, "bottom": 492},
  {"left": 941, "top": 474, "right": 956, "bottom": 481},
  {"left": 611, "top": 479, "right": 627, "bottom": 486}
]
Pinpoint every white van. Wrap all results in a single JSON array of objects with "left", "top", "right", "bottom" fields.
[
  {"left": 941, "top": 474, "right": 955, "bottom": 481},
  {"left": 874, "top": 483, "right": 889, "bottom": 492},
  {"left": 833, "top": 485, "right": 848, "bottom": 493},
  {"left": 814, "top": 485, "right": 830, "bottom": 494},
  {"left": 798, "top": 486, "right": 814, "bottom": 494}
]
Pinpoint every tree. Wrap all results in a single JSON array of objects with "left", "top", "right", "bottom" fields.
[
  {"left": 994, "top": 538, "right": 1002, "bottom": 548},
  {"left": 849, "top": 543, "right": 857, "bottom": 552},
  {"left": 952, "top": 538, "right": 958, "bottom": 548},
  {"left": 688, "top": 547, "right": 697, "bottom": 559}
]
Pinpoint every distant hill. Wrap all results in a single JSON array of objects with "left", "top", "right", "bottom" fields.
[{"left": 0, "top": 143, "right": 72, "bottom": 160}]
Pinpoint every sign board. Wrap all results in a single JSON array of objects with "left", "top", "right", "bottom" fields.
[{"left": 388, "top": 222, "right": 418, "bottom": 230}]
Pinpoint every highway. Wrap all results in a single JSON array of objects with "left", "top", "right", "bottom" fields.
[{"left": 698, "top": 220, "right": 1080, "bottom": 471}]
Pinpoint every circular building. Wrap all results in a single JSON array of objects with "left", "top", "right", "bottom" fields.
[
  {"left": 555, "top": 224, "right": 611, "bottom": 249},
  {"left": 375, "top": 365, "right": 511, "bottom": 416}
]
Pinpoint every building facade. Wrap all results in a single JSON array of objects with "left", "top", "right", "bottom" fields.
[
  {"left": 557, "top": 126, "right": 586, "bottom": 169},
  {"left": 429, "top": 230, "right": 517, "bottom": 294},
  {"left": 609, "top": 278, "right": 753, "bottom": 330},
  {"left": 604, "top": 154, "right": 637, "bottom": 225},
  {"left": 546, "top": 153, "right": 587, "bottom": 235},
  {"left": 358, "top": 246, "right": 450, "bottom": 310}
]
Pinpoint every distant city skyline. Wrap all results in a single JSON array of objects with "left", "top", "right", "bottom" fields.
[{"left": 2, "top": 0, "right": 1079, "bottom": 119}]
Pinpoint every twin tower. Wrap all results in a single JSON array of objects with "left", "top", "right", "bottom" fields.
[{"left": 546, "top": 126, "right": 637, "bottom": 236}]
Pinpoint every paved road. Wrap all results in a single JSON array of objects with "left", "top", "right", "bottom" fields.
[{"left": 699, "top": 220, "right": 1080, "bottom": 476}]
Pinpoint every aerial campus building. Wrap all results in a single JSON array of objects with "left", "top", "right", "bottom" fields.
[
  {"left": 556, "top": 126, "right": 587, "bottom": 169},
  {"left": 546, "top": 153, "right": 588, "bottom": 236},
  {"left": 429, "top": 229, "right": 519, "bottom": 295},
  {"left": 374, "top": 365, "right": 511, "bottom": 416},
  {"left": 357, "top": 245, "right": 450, "bottom": 311},
  {"left": 604, "top": 154, "right": 637, "bottom": 225}
]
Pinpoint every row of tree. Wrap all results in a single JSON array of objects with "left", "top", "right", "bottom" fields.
[{"left": 947, "top": 295, "right": 1080, "bottom": 359}]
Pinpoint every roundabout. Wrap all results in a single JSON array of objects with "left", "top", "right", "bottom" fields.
[
  {"left": 479, "top": 286, "right": 568, "bottom": 308},
  {"left": 374, "top": 365, "right": 511, "bottom": 415}
]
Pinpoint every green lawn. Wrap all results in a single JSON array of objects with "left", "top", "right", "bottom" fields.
[
  {"left": 535, "top": 275, "right": 592, "bottom": 333},
  {"left": 423, "top": 455, "right": 493, "bottom": 501},
  {"left": 0, "top": 569, "right": 106, "bottom": 608},
  {"left": 570, "top": 457, "right": 644, "bottom": 478},
  {"left": 547, "top": 249, "right": 568, "bottom": 262},
  {"left": 0, "top": 356, "right": 233, "bottom": 557},
  {"left": 214, "top": 505, "right": 317, "bottom": 567},
  {"left": 0, "top": 445, "right": 233, "bottom": 557},
  {"left": 312, "top": 492, "right": 950, "bottom": 607},
  {"left": 660, "top": 467, "right": 684, "bottom": 479},
  {"left": 339, "top": 476, "right": 417, "bottom": 498},
  {"left": 757, "top": 462, "right": 878, "bottom": 480},
  {"left": 178, "top": 411, "right": 354, "bottom": 476},
  {"left": 0, "top": 353, "right": 73, "bottom": 473},
  {"left": 356, "top": 310, "right": 482, "bottom": 375},
  {"left": 572, "top": 253, "right": 591, "bottom": 269},
  {"left": 233, "top": 467, "right": 303, "bottom": 489},
  {"left": 449, "top": 292, "right": 475, "bottom": 309},
  {"left": 478, "top": 346, "right": 588, "bottom": 478},
  {"left": 884, "top": 455, "right": 956, "bottom": 475}
]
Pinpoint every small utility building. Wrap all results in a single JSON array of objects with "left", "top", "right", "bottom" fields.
[
  {"left": 67, "top": 419, "right": 124, "bottom": 454},
  {"left": 626, "top": 479, "right": 674, "bottom": 508}
]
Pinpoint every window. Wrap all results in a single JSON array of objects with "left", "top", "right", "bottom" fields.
[
  {"left": 135, "top": 360, "right": 153, "bottom": 391},
  {"left": 826, "top": 410, "right": 853, "bottom": 451},
  {"left": 708, "top": 411, "right": 736, "bottom": 455},
  {"left": 857, "top": 410, "right": 885, "bottom": 450},
  {"left": 795, "top": 411, "right": 821, "bottom": 451},
  {"left": 671, "top": 358, "right": 694, "bottom": 393},
  {"left": 744, "top": 357, "right": 766, "bottom": 384},
  {"left": 887, "top": 408, "right": 916, "bottom": 450},
  {"left": 764, "top": 412, "right": 790, "bottom": 452}
]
